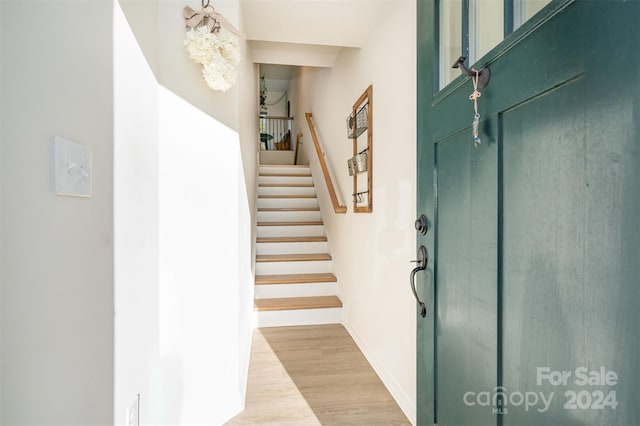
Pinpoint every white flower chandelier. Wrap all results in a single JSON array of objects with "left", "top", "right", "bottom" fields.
[{"left": 183, "top": 2, "right": 242, "bottom": 92}]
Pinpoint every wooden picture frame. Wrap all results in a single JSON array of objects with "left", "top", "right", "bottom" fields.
[{"left": 351, "top": 85, "right": 373, "bottom": 213}]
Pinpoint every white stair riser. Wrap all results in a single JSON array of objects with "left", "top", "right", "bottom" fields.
[
  {"left": 257, "top": 210, "right": 322, "bottom": 222},
  {"left": 258, "top": 186, "right": 316, "bottom": 196},
  {"left": 260, "top": 166, "right": 310, "bottom": 175},
  {"left": 258, "top": 175, "right": 313, "bottom": 185},
  {"left": 254, "top": 282, "right": 337, "bottom": 299},
  {"left": 255, "top": 260, "right": 332, "bottom": 275},
  {"left": 257, "top": 225, "right": 324, "bottom": 238},
  {"left": 257, "top": 198, "right": 319, "bottom": 209},
  {"left": 257, "top": 307, "right": 342, "bottom": 327},
  {"left": 255, "top": 165, "right": 342, "bottom": 328},
  {"left": 256, "top": 241, "right": 328, "bottom": 255}
]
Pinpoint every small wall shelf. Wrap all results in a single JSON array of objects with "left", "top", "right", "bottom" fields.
[{"left": 348, "top": 85, "right": 373, "bottom": 213}]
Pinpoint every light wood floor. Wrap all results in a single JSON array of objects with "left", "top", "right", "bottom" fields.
[{"left": 226, "top": 324, "right": 410, "bottom": 425}]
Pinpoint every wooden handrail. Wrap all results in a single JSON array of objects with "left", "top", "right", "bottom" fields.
[{"left": 305, "top": 113, "right": 347, "bottom": 214}]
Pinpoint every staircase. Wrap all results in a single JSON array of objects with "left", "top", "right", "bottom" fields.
[{"left": 254, "top": 164, "right": 343, "bottom": 327}]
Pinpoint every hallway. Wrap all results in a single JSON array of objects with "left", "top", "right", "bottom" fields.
[
  {"left": 226, "top": 325, "right": 410, "bottom": 425},
  {"left": 0, "top": 1, "right": 418, "bottom": 423}
]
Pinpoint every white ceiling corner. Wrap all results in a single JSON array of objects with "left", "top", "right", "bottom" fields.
[{"left": 241, "top": 0, "right": 395, "bottom": 68}]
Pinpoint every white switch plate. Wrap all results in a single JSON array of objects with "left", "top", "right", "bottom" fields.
[{"left": 54, "top": 136, "right": 92, "bottom": 197}]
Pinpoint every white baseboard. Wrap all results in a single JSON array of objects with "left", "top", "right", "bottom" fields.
[{"left": 342, "top": 320, "right": 417, "bottom": 425}]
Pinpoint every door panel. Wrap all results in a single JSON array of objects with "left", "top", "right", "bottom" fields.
[
  {"left": 502, "top": 79, "right": 588, "bottom": 425},
  {"left": 417, "top": 1, "right": 639, "bottom": 425},
  {"left": 436, "top": 131, "right": 497, "bottom": 426}
]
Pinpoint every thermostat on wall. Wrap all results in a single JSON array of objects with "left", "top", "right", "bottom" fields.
[{"left": 54, "top": 136, "right": 92, "bottom": 197}]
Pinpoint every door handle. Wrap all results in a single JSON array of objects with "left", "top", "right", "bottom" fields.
[{"left": 410, "top": 245, "right": 428, "bottom": 318}]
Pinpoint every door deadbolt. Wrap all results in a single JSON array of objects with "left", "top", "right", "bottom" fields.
[{"left": 415, "top": 214, "right": 428, "bottom": 236}]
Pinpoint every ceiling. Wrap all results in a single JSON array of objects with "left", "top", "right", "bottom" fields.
[
  {"left": 241, "top": 0, "right": 397, "bottom": 79},
  {"left": 259, "top": 64, "right": 293, "bottom": 81},
  {"left": 259, "top": 64, "right": 293, "bottom": 91},
  {"left": 240, "top": 1, "right": 395, "bottom": 48}
]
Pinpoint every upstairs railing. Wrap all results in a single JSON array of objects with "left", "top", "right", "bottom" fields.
[
  {"left": 259, "top": 116, "right": 293, "bottom": 151},
  {"left": 305, "top": 113, "right": 347, "bottom": 214}
]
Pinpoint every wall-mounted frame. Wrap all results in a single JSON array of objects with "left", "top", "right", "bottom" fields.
[{"left": 348, "top": 85, "right": 373, "bottom": 213}]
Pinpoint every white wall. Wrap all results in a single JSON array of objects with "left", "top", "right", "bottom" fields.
[
  {"left": 290, "top": 1, "right": 417, "bottom": 422},
  {"left": 158, "top": 86, "right": 251, "bottom": 424},
  {"left": 263, "top": 90, "right": 288, "bottom": 117},
  {"left": 1, "top": 1, "right": 114, "bottom": 424},
  {"left": 154, "top": 1, "right": 261, "bottom": 225},
  {"left": 157, "top": 0, "right": 240, "bottom": 131},
  {"left": 235, "top": 12, "right": 260, "bottom": 398},
  {"left": 113, "top": 3, "right": 161, "bottom": 425},
  {"left": 288, "top": 67, "right": 324, "bottom": 166},
  {"left": 117, "top": 0, "right": 259, "bottom": 221},
  {"left": 237, "top": 12, "right": 260, "bottom": 228},
  {"left": 0, "top": 1, "right": 254, "bottom": 424},
  {"left": 123, "top": 0, "right": 259, "bottom": 246},
  {"left": 116, "top": 0, "right": 259, "bottom": 218},
  {"left": 118, "top": 0, "right": 159, "bottom": 77},
  {"left": 114, "top": 1, "right": 255, "bottom": 424}
]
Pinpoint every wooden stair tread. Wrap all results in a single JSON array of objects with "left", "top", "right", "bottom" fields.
[
  {"left": 257, "top": 221, "right": 323, "bottom": 226},
  {"left": 256, "top": 163, "right": 341, "bottom": 322},
  {"left": 255, "top": 273, "right": 337, "bottom": 285},
  {"left": 256, "top": 236, "right": 327, "bottom": 243},
  {"left": 259, "top": 173, "right": 312, "bottom": 177},
  {"left": 258, "top": 194, "right": 317, "bottom": 199},
  {"left": 260, "top": 164, "right": 310, "bottom": 168},
  {"left": 259, "top": 183, "right": 314, "bottom": 187},
  {"left": 256, "top": 253, "right": 331, "bottom": 262},
  {"left": 254, "top": 296, "right": 342, "bottom": 311},
  {"left": 258, "top": 207, "right": 320, "bottom": 212}
]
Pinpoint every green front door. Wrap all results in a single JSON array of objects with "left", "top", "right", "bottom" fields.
[{"left": 416, "top": 1, "right": 639, "bottom": 425}]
